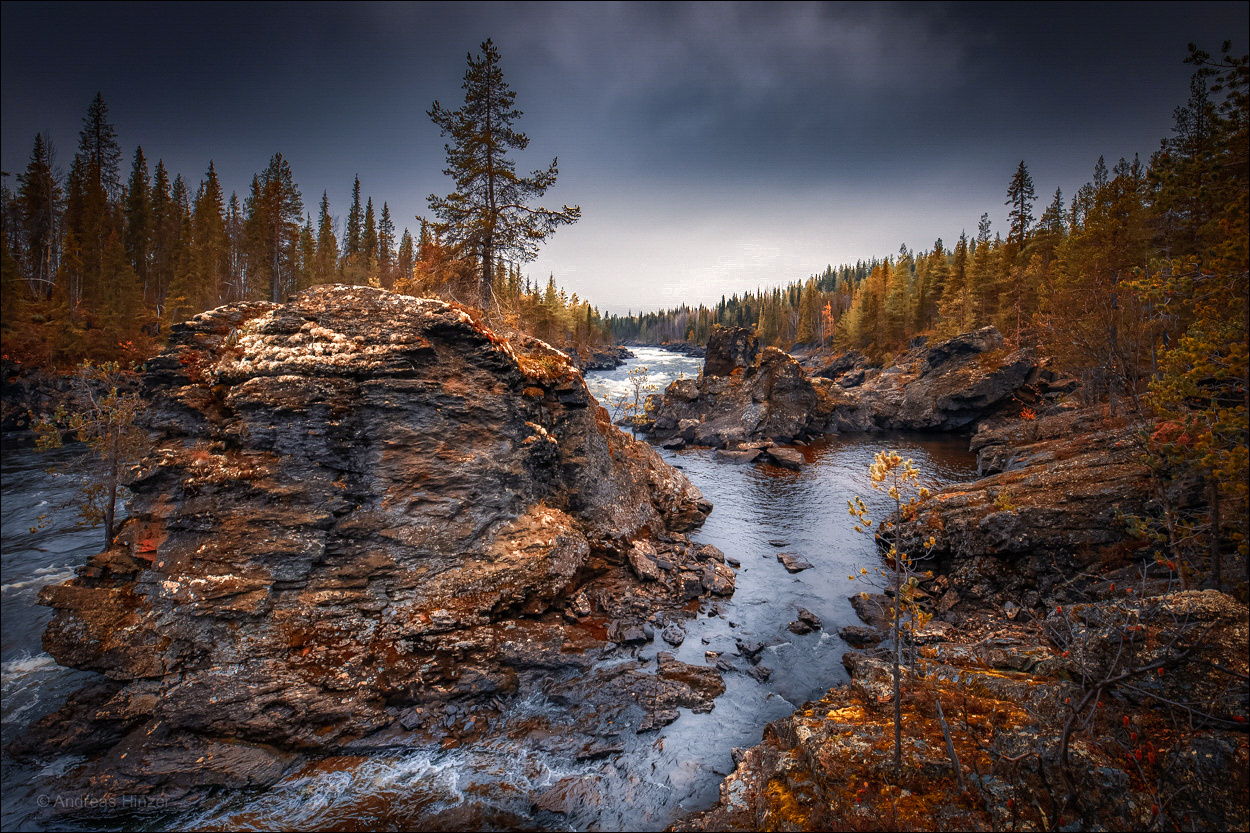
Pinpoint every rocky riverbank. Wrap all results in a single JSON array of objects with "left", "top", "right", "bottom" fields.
[
  {"left": 673, "top": 407, "right": 1249, "bottom": 832},
  {"left": 674, "top": 588, "right": 1248, "bottom": 832},
  {"left": 643, "top": 325, "right": 1079, "bottom": 453},
  {"left": 8, "top": 286, "right": 732, "bottom": 815}
]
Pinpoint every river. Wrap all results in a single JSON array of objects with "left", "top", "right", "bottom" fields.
[{"left": 0, "top": 347, "right": 976, "bottom": 831}]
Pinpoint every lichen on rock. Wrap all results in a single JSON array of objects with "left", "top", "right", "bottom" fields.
[{"left": 17, "top": 286, "right": 725, "bottom": 812}]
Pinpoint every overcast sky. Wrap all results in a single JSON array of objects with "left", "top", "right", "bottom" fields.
[{"left": 3, "top": 2, "right": 1245, "bottom": 314}]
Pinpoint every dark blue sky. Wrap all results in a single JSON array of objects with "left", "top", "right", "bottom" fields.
[{"left": 3, "top": 2, "right": 1246, "bottom": 314}]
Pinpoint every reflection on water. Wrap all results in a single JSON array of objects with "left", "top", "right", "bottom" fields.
[{"left": 0, "top": 349, "right": 977, "bottom": 831}]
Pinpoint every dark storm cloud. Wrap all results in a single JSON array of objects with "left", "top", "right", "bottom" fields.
[{"left": 3, "top": 2, "right": 1247, "bottom": 313}]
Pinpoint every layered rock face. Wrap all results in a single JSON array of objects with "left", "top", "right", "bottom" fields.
[
  {"left": 889, "top": 408, "right": 1156, "bottom": 616},
  {"left": 646, "top": 327, "right": 831, "bottom": 449},
  {"left": 20, "top": 286, "right": 725, "bottom": 805},
  {"left": 822, "top": 327, "right": 1076, "bottom": 432}
]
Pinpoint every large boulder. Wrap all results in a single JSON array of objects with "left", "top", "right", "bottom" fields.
[
  {"left": 18, "top": 286, "right": 722, "bottom": 810},
  {"left": 703, "top": 326, "right": 760, "bottom": 377},
  {"left": 646, "top": 328, "right": 829, "bottom": 448}
]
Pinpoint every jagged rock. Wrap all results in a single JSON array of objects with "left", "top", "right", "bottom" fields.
[
  {"left": 19, "top": 286, "right": 722, "bottom": 811},
  {"left": 565, "top": 346, "right": 631, "bottom": 372},
  {"left": 787, "top": 608, "right": 822, "bottom": 635},
  {"left": 764, "top": 447, "right": 804, "bottom": 470},
  {"left": 892, "top": 409, "right": 1157, "bottom": 609},
  {"left": 703, "top": 327, "right": 759, "bottom": 377},
  {"left": 819, "top": 327, "right": 1061, "bottom": 433},
  {"left": 839, "top": 625, "right": 883, "bottom": 647},
  {"left": 776, "top": 553, "right": 813, "bottom": 573},
  {"left": 628, "top": 541, "right": 663, "bottom": 582},
  {"left": 735, "top": 639, "right": 765, "bottom": 663},
  {"left": 647, "top": 328, "right": 829, "bottom": 447}
]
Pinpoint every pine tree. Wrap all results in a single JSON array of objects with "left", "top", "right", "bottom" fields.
[
  {"left": 149, "top": 161, "right": 175, "bottom": 311},
  {"left": 314, "top": 191, "right": 339, "bottom": 286},
  {"left": 224, "top": 193, "right": 246, "bottom": 302},
  {"left": 971, "top": 213, "right": 997, "bottom": 325},
  {"left": 363, "top": 197, "right": 378, "bottom": 286},
  {"left": 76, "top": 93, "right": 123, "bottom": 201},
  {"left": 378, "top": 202, "right": 395, "bottom": 288},
  {"left": 17, "top": 133, "right": 62, "bottom": 297},
  {"left": 191, "top": 161, "right": 228, "bottom": 310},
  {"left": 1005, "top": 159, "right": 1036, "bottom": 265},
  {"left": 397, "top": 228, "right": 414, "bottom": 290},
  {"left": 427, "top": 39, "right": 580, "bottom": 306},
  {"left": 123, "top": 147, "right": 152, "bottom": 302},
  {"left": 345, "top": 175, "right": 363, "bottom": 262},
  {"left": 244, "top": 153, "right": 303, "bottom": 303}
]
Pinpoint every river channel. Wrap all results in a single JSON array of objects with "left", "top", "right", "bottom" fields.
[{"left": 0, "top": 347, "right": 976, "bottom": 831}]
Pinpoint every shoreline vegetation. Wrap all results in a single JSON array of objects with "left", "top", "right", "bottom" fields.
[{"left": 0, "top": 38, "right": 1246, "bottom": 833}]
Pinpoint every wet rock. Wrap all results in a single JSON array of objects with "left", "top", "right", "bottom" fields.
[
  {"left": 661, "top": 625, "right": 686, "bottom": 646},
  {"left": 637, "top": 709, "right": 681, "bottom": 733},
  {"left": 532, "top": 776, "right": 605, "bottom": 814},
  {"left": 575, "top": 740, "right": 625, "bottom": 761},
  {"left": 715, "top": 447, "right": 762, "bottom": 463},
  {"left": 725, "top": 556, "right": 741, "bottom": 568},
  {"left": 787, "top": 608, "right": 822, "bottom": 635},
  {"left": 764, "top": 447, "right": 804, "bottom": 470},
  {"left": 609, "top": 621, "right": 654, "bottom": 645},
  {"left": 839, "top": 625, "right": 883, "bottom": 647},
  {"left": 735, "top": 639, "right": 765, "bottom": 663},
  {"left": 745, "top": 665, "right": 772, "bottom": 683},
  {"left": 702, "top": 562, "right": 736, "bottom": 596},
  {"left": 776, "top": 553, "right": 814, "bottom": 573}
]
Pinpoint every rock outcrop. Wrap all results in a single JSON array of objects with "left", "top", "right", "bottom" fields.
[
  {"left": 675, "top": 590, "right": 1249, "bottom": 832},
  {"left": 645, "top": 326, "right": 1079, "bottom": 449},
  {"left": 16, "top": 286, "right": 726, "bottom": 810},
  {"left": 645, "top": 327, "right": 831, "bottom": 448},
  {"left": 564, "top": 345, "right": 633, "bottom": 371},
  {"left": 821, "top": 327, "right": 1077, "bottom": 432},
  {"left": 890, "top": 409, "right": 1155, "bottom": 617}
]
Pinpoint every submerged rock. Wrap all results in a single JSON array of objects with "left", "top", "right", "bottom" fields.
[{"left": 18, "top": 286, "right": 723, "bottom": 812}]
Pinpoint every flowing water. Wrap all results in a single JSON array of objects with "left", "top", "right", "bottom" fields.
[{"left": 0, "top": 348, "right": 977, "bottom": 831}]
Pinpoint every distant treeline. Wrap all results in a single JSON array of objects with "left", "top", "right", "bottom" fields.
[
  {"left": 610, "top": 46, "right": 1248, "bottom": 409},
  {"left": 1, "top": 95, "right": 608, "bottom": 368}
]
